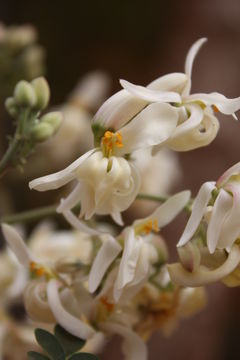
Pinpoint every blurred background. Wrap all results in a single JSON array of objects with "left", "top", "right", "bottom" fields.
[{"left": 1, "top": 0, "right": 240, "bottom": 359}]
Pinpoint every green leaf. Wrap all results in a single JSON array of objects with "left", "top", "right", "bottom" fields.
[
  {"left": 34, "top": 328, "right": 65, "bottom": 360},
  {"left": 27, "top": 351, "right": 51, "bottom": 360},
  {"left": 68, "top": 353, "right": 98, "bottom": 360},
  {"left": 54, "top": 324, "right": 86, "bottom": 356}
]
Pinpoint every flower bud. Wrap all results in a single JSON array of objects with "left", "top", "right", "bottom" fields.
[
  {"left": 222, "top": 264, "right": 240, "bottom": 287},
  {"left": 178, "top": 242, "right": 201, "bottom": 272},
  {"left": 31, "top": 77, "right": 50, "bottom": 110},
  {"left": 41, "top": 111, "right": 63, "bottom": 133},
  {"left": 24, "top": 280, "right": 55, "bottom": 323},
  {"left": 150, "top": 234, "right": 168, "bottom": 263},
  {"left": 14, "top": 80, "right": 36, "bottom": 107},
  {"left": 5, "top": 97, "right": 18, "bottom": 117},
  {"left": 31, "top": 122, "right": 53, "bottom": 142}
]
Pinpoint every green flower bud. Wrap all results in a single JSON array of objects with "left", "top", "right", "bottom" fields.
[
  {"left": 31, "top": 122, "right": 53, "bottom": 142},
  {"left": 31, "top": 77, "right": 50, "bottom": 110},
  {"left": 5, "top": 97, "right": 18, "bottom": 117},
  {"left": 14, "top": 80, "right": 36, "bottom": 107},
  {"left": 40, "top": 111, "right": 63, "bottom": 134}
]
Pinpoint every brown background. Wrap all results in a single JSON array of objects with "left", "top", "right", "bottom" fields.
[{"left": 1, "top": 0, "right": 240, "bottom": 359}]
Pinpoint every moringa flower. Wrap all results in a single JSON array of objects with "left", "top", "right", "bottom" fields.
[
  {"left": 88, "top": 191, "right": 190, "bottom": 302},
  {"left": 121, "top": 38, "right": 240, "bottom": 151},
  {"left": 168, "top": 162, "right": 240, "bottom": 287},
  {"left": 29, "top": 102, "right": 178, "bottom": 225}
]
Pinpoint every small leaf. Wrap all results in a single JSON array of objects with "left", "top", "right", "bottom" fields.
[
  {"left": 54, "top": 324, "right": 86, "bottom": 356},
  {"left": 68, "top": 353, "right": 99, "bottom": 360},
  {"left": 35, "top": 328, "right": 65, "bottom": 360},
  {"left": 27, "top": 351, "right": 50, "bottom": 360}
]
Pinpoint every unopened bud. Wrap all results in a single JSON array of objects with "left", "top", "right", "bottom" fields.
[
  {"left": 31, "top": 122, "right": 53, "bottom": 142},
  {"left": 14, "top": 80, "right": 36, "bottom": 107},
  {"left": 222, "top": 264, "right": 240, "bottom": 287},
  {"left": 31, "top": 77, "right": 50, "bottom": 110},
  {"left": 178, "top": 242, "right": 201, "bottom": 272},
  {"left": 5, "top": 97, "right": 18, "bottom": 117},
  {"left": 41, "top": 111, "right": 63, "bottom": 133}
]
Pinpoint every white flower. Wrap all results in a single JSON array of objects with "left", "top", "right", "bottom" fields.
[
  {"left": 88, "top": 191, "right": 190, "bottom": 302},
  {"left": 168, "top": 162, "right": 240, "bottom": 287},
  {"left": 29, "top": 101, "right": 179, "bottom": 225},
  {"left": 121, "top": 38, "right": 240, "bottom": 151},
  {"left": 1, "top": 224, "right": 96, "bottom": 340}
]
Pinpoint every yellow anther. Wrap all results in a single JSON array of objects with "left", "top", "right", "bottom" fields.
[
  {"left": 102, "top": 131, "right": 123, "bottom": 156},
  {"left": 29, "top": 261, "right": 45, "bottom": 278},
  {"left": 135, "top": 218, "right": 159, "bottom": 236},
  {"left": 212, "top": 105, "right": 219, "bottom": 113}
]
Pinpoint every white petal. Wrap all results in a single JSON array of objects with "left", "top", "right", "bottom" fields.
[
  {"left": 1, "top": 224, "right": 34, "bottom": 266},
  {"left": 118, "top": 103, "right": 178, "bottom": 154},
  {"left": 88, "top": 236, "right": 122, "bottom": 293},
  {"left": 100, "top": 322, "right": 147, "bottom": 360},
  {"left": 148, "top": 72, "right": 187, "bottom": 93},
  {"left": 92, "top": 89, "right": 147, "bottom": 130},
  {"left": 170, "top": 104, "right": 204, "bottom": 139},
  {"left": 177, "top": 182, "right": 216, "bottom": 247},
  {"left": 57, "top": 183, "right": 82, "bottom": 213},
  {"left": 114, "top": 228, "right": 141, "bottom": 301},
  {"left": 185, "top": 92, "right": 240, "bottom": 115},
  {"left": 29, "top": 149, "right": 95, "bottom": 191},
  {"left": 182, "top": 38, "right": 207, "bottom": 96},
  {"left": 207, "top": 189, "right": 233, "bottom": 253},
  {"left": 218, "top": 183, "right": 240, "bottom": 249},
  {"left": 135, "top": 190, "right": 191, "bottom": 229},
  {"left": 47, "top": 279, "right": 95, "bottom": 339},
  {"left": 111, "top": 211, "right": 124, "bottom": 226},
  {"left": 167, "top": 108, "right": 220, "bottom": 151},
  {"left": 120, "top": 79, "right": 181, "bottom": 103},
  {"left": 61, "top": 209, "right": 101, "bottom": 236},
  {"left": 217, "top": 161, "right": 240, "bottom": 187},
  {"left": 168, "top": 244, "right": 240, "bottom": 286}
]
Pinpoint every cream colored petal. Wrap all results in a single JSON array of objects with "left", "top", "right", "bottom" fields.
[
  {"left": 47, "top": 279, "right": 95, "bottom": 339},
  {"left": 29, "top": 149, "right": 95, "bottom": 191},
  {"left": 177, "top": 182, "right": 216, "bottom": 247},
  {"left": 168, "top": 244, "right": 240, "bottom": 286}
]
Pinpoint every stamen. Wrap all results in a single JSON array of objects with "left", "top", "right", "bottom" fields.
[
  {"left": 29, "top": 261, "right": 46, "bottom": 278},
  {"left": 102, "top": 131, "right": 123, "bottom": 156},
  {"left": 212, "top": 105, "right": 219, "bottom": 113},
  {"left": 135, "top": 218, "right": 159, "bottom": 236}
]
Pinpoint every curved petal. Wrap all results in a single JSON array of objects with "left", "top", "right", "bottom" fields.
[
  {"left": 168, "top": 244, "right": 240, "bottom": 286},
  {"left": 47, "top": 279, "right": 95, "bottom": 339},
  {"left": 57, "top": 183, "right": 82, "bottom": 213},
  {"left": 117, "top": 103, "right": 178, "bottom": 155},
  {"left": 114, "top": 228, "right": 141, "bottom": 301},
  {"left": 170, "top": 104, "right": 204, "bottom": 139},
  {"left": 177, "top": 182, "right": 216, "bottom": 247},
  {"left": 92, "top": 89, "right": 147, "bottom": 130},
  {"left": 120, "top": 79, "right": 181, "bottom": 103},
  {"left": 167, "top": 109, "right": 219, "bottom": 151},
  {"left": 1, "top": 224, "right": 34, "bottom": 266},
  {"left": 111, "top": 211, "right": 124, "bottom": 226},
  {"left": 217, "top": 161, "right": 240, "bottom": 187},
  {"left": 207, "top": 189, "right": 232, "bottom": 254},
  {"left": 100, "top": 322, "right": 147, "bottom": 360},
  {"left": 218, "top": 183, "right": 240, "bottom": 249},
  {"left": 182, "top": 38, "right": 207, "bottom": 96},
  {"left": 135, "top": 190, "right": 191, "bottom": 229},
  {"left": 29, "top": 149, "right": 96, "bottom": 191},
  {"left": 185, "top": 92, "right": 240, "bottom": 115},
  {"left": 148, "top": 72, "right": 187, "bottom": 93},
  {"left": 88, "top": 236, "right": 122, "bottom": 293},
  {"left": 61, "top": 209, "right": 101, "bottom": 236}
]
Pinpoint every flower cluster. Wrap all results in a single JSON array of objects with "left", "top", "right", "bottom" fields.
[{"left": 1, "top": 37, "right": 240, "bottom": 360}]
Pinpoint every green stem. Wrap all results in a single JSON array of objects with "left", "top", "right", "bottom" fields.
[
  {"left": 0, "top": 109, "right": 29, "bottom": 177},
  {"left": 0, "top": 193, "right": 191, "bottom": 225}
]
